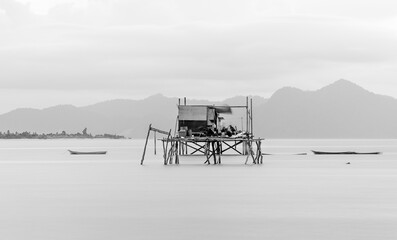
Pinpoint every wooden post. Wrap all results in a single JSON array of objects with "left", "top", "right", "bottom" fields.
[
  {"left": 204, "top": 141, "right": 210, "bottom": 164},
  {"left": 163, "top": 130, "right": 172, "bottom": 165},
  {"left": 250, "top": 98, "right": 253, "bottom": 137},
  {"left": 246, "top": 96, "right": 249, "bottom": 135},
  {"left": 255, "top": 140, "right": 263, "bottom": 164},
  {"left": 244, "top": 97, "right": 249, "bottom": 155},
  {"left": 245, "top": 140, "right": 251, "bottom": 164},
  {"left": 245, "top": 140, "right": 256, "bottom": 164},
  {"left": 250, "top": 140, "right": 255, "bottom": 164},
  {"left": 167, "top": 142, "right": 174, "bottom": 164},
  {"left": 245, "top": 140, "right": 249, "bottom": 164},
  {"left": 175, "top": 140, "right": 179, "bottom": 164},
  {"left": 259, "top": 140, "right": 263, "bottom": 164},
  {"left": 162, "top": 139, "right": 167, "bottom": 165},
  {"left": 140, "top": 124, "right": 152, "bottom": 165},
  {"left": 211, "top": 141, "right": 217, "bottom": 164},
  {"left": 217, "top": 141, "right": 221, "bottom": 164},
  {"left": 174, "top": 115, "right": 179, "bottom": 137},
  {"left": 154, "top": 130, "right": 156, "bottom": 155},
  {"left": 178, "top": 137, "right": 182, "bottom": 155}
]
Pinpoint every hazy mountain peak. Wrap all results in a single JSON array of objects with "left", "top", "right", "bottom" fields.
[
  {"left": 269, "top": 86, "right": 304, "bottom": 101},
  {"left": 144, "top": 93, "right": 166, "bottom": 100},
  {"left": 318, "top": 79, "right": 369, "bottom": 94},
  {"left": 223, "top": 95, "right": 268, "bottom": 106},
  {"left": 91, "top": 99, "right": 134, "bottom": 105},
  {"left": 334, "top": 79, "right": 355, "bottom": 85},
  {"left": 43, "top": 105, "right": 77, "bottom": 111},
  {"left": 8, "top": 108, "right": 40, "bottom": 114}
]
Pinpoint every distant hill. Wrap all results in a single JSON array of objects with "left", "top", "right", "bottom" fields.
[
  {"left": 1, "top": 80, "right": 397, "bottom": 138},
  {"left": 0, "top": 94, "right": 265, "bottom": 138},
  {"left": 255, "top": 79, "right": 397, "bottom": 138}
]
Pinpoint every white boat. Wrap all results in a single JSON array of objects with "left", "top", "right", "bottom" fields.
[{"left": 68, "top": 150, "right": 107, "bottom": 155}]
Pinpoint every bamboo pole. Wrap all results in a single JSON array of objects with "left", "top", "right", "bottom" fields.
[
  {"left": 255, "top": 140, "right": 263, "bottom": 164},
  {"left": 245, "top": 140, "right": 256, "bottom": 164},
  {"left": 246, "top": 96, "right": 249, "bottom": 135},
  {"left": 204, "top": 141, "right": 211, "bottom": 164},
  {"left": 211, "top": 141, "right": 217, "bottom": 164},
  {"left": 175, "top": 140, "right": 179, "bottom": 164},
  {"left": 154, "top": 130, "right": 156, "bottom": 155},
  {"left": 245, "top": 96, "right": 249, "bottom": 155},
  {"left": 174, "top": 115, "right": 179, "bottom": 137},
  {"left": 163, "top": 130, "right": 172, "bottom": 165},
  {"left": 245, "top": 141, "right": 249, "bottom": 164},
  {"left": 217, "top": 141, "right": 221, "bottom": 164},
  {"left": 150, "top": 127, "right": 169, "bottom": 135},
  {"left": 162, "top": 139, "right": 167, "bottom": 165},
  {"left": 140, "top": 124, "right": 152, "bottom": 165},
  {"left": 250, "top": 98, "right": 253, "bottom": 137},
  {"left": 167, "top": 142, "right": 174, "bottom": 164},
  {"left": 259, "top": 141, "right": 262, "bottom": 164}
]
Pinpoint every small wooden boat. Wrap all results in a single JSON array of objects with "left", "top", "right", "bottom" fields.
[
  {"left": 68, "top": 150, "right": 107, "bottom": 155},
  {"left": 312, "top": 150, "right": 381, "bottom": 155}
]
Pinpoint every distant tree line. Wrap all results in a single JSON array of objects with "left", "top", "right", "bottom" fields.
[{"left": 0, "top": 128, "right": 124, "bottom": 139}]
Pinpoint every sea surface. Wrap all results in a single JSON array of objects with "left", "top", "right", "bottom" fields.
[{"left": 1, "top": 139, "right": 397, "bottom": 240}]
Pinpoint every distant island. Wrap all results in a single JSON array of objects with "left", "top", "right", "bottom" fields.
[{"left": 0, "top": 128, "right": 125, "bottom": 139}]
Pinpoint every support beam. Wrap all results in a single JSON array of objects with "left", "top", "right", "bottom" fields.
[
  {"left": 250, "top": 98, "right": 253, "bottom": 137},
  {"left": 163, "top": 130, "right": 172, "bottom": 165},
  {"left": 140, "top": 124, "right": 152, "bottom": 165},
  {"left": 141, "top": 124, "right": 171, "bottom": 165},
  {"left": 187, "top": 141, "right": 207, "bottom": 154},
  {"left": 221, "top": 141, "right": 243, "bottom": 155},
  {"left": 150, "top": 127, "right": 169, "bottom": 135},
  {"left": 154, "top": 130, "right": 156, "bottom": 155}
]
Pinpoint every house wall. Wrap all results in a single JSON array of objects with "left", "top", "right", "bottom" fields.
[
  {"left": 178, "top": 106, "right": 207, "bottom": 121},
  {"left": 178, "top": 120, "right": 207, "bottom": 132},
  {"left": 178, "top": 105, "right": 219, "bottom": 135}
]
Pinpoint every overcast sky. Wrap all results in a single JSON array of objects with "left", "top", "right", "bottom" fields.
[{"left": 1, "top": 0, "right": 397, "bottom": 113}]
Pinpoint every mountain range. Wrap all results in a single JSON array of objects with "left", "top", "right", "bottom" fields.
[{"left": 1, "top": 79, "right": 396, "bottom": 138}]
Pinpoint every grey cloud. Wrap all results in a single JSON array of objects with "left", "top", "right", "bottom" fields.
[
  {"left": 42, "top": 0, "right": 397, "bottom": 27},
  {"left": 0, "top": 0, "right": 35, "bottom": 24},
  {"left": 1, "top": 16, "right": 397, "bottom": 95},
  {"left": 295, "top": 0, "right": 397, "bottom": 19}
]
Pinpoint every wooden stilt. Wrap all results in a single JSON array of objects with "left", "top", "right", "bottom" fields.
[
  {"left": 217, "top": 141, "right": 221, "bottom": 164},
  {"left": 168, "top": 142, "right": 174, "bottom": 164},
  {"left": 179, "top": 141, "right": 183, "bottom": 155},
  {"left": 211, "top": 141, "right": 217, "bottom": 164},
  {"left": 245, "top": 141, "right": 250, "bottom": 164},
  {"left": 245, "top": 140, "right": 255, "bottom": 164},
  {"left": 159, "top": 136, "right": 262, "bottom": 165},
  {"left": 254, "top": 141, "right": 259, "bottom": 163},
  {"left": 140, "top": 124, "right": 152, "bottom": 165},
  {"left": 250, "top": 140, "right": 256, "bottom": 164},
  {"left": 164, "top": 130, "right": 172, "bottom": 165},
  {"left": 204, "top": 141, "right": 210, "bottom": 164},
  {"left": 175, "top": 140, "right": 179, "bottom": 164},
  {"left": 154, "top": 130, "right": 156, "bottom": 155},
  {"left": 162, "top": 139, "right": 167, "bottom": 165},
  {"left": 258, "top": 140, "right": 263, "bottom": 164}
]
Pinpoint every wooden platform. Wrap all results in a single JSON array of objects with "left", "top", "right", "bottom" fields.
[{"left": 160, "top": 137, "right": 263, "bottom": 165}]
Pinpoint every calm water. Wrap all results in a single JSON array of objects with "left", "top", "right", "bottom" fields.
[{"left": 1, "top": 139, "right": 397, "bottom": 240}]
